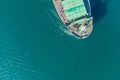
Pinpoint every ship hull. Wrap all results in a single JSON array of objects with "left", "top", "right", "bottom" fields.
[{"left": 53, "top": 0, "right": 93, "bottom": 39}]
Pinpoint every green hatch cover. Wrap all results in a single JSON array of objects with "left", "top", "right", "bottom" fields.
[{"left": 62, "top": 0, "right": 88, "bottom": 21}]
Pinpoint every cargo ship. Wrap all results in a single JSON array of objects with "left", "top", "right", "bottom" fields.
[{"left": 53, "top": 0, "right": 93, "bottom": 39}]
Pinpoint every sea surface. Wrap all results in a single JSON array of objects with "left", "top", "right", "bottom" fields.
[{"left": 0, "top": 0, "right": 120, "bottom": 80}]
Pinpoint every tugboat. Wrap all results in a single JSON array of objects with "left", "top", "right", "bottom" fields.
[{"left": 53, "top": 0, "right": 93, "bottom": 39}]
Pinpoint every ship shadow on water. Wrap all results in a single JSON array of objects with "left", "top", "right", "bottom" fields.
[{"left": 90, "top": 0, "right": 110, "bottom": 23}]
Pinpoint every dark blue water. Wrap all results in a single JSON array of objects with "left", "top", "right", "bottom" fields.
[{"left": 0, "top": 0, "right": 120, "bottom": 80}]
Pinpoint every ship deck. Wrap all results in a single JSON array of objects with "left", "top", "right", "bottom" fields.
[{"left": 53, "top": 0, "right": 68, "bottom": 24}]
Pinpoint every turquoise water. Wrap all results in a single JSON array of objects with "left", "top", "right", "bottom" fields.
[{"left": 0, "top": 0, "right": 120, "bottom": 80}]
